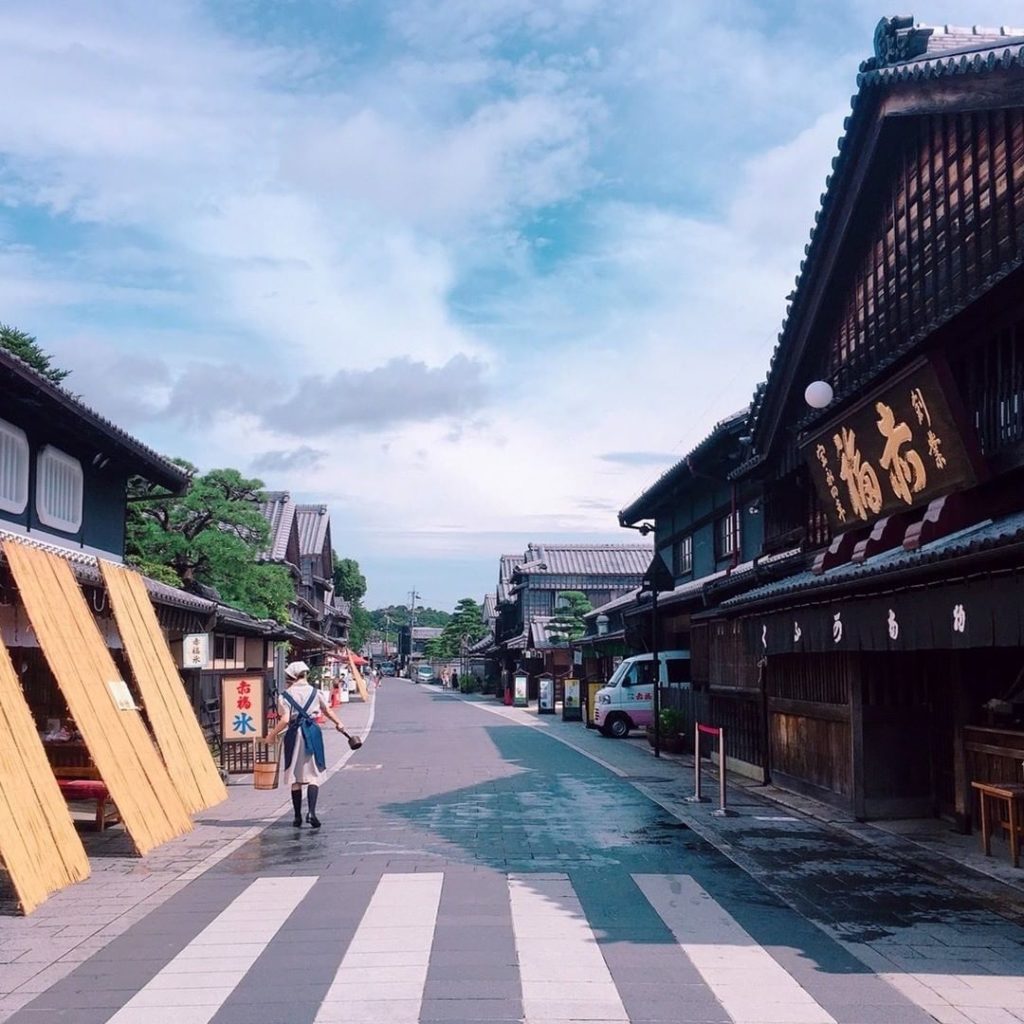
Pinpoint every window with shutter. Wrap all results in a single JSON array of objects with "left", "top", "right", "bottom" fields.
[
  {"left": 35, "top": 446, "right": 83, "bottom": 533},
  {"left": 0, "top": 419, "right": 29, "bottom": 515}
]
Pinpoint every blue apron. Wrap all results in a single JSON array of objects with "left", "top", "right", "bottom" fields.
[{"left": 281, "top": 689, "right": 327, "bottom": 773}]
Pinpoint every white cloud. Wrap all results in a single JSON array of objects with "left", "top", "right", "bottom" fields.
[{"left": 6, "top": 0, "right": 1023, "bottom": 606}]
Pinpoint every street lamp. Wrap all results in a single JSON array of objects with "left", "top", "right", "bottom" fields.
[{"left": 804, "top": 380, "right": 834, "bottom": 409}]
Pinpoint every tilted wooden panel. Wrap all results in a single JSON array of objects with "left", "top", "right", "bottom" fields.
[
  {"left": 3, "top": 542, "right": 192, "bottom": 855},
  {"left": 0, "top": 635, "right": 90, "bottom": 914},
  {"left": 100, "top": 561, "right": 226, "bottom": 814}
]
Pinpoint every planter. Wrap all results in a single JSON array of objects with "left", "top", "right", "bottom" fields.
[{"left": 646, "top": 727, "right": 689, "bottom": 754}]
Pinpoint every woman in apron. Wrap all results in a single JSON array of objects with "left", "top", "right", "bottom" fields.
[{"left": 266, "top": 661, "right": 348, "bottom": 829}]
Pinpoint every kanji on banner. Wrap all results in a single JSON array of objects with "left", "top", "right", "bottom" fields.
[{"left": 221, "top": 675, "right": 264, "bottom": 740}]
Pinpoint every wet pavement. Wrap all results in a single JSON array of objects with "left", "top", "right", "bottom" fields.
[{"left": 2, "top": 683, "right": 1023, "bottom": 1023}]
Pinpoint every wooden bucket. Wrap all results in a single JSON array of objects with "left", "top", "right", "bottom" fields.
[{"left": 252, "top": 740, "right": 280, "bottom": 790}]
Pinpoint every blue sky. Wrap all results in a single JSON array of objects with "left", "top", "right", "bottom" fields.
[{"left": 2, "top": 1, "right": 1022, "bottom": 610}]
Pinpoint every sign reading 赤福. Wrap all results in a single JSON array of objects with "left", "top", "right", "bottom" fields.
[
  {"left": 221, "top": 675, "right": 264, "bottom": 740},
  {"left": 802, "top": 360, "right": 977, "bottom": 531}
]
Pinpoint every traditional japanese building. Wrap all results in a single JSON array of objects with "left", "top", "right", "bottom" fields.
[
  {"left": 699, "top": 16, "right": 1024, "bottom": 825},
  {"left": 492, "top": 543, "right": 650, "bottom": 697},
  {"left": 0, "top": 347, "right": 227, "bottom": 911}
]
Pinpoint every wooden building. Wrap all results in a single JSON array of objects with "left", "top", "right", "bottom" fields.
[
  {"left": 492, "top": 543, "right": 650, "bottom": 696},
  {"left": 0, "top": 348, "right": 225, "bottom": 912},
  {"left": 699, "top": 17, "right": 1024, "bottom": 825}
]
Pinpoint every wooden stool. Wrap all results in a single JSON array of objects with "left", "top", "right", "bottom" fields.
[{"left": 971, "top": 781, "right": 1024, "bottom": 868}]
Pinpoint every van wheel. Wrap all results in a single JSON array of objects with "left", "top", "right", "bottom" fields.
[{"left": 606, "top": 714, "right": 630, "bottom": 739}]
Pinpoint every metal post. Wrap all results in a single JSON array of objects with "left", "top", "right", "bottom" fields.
[
  {"left": 687, "top": 721, "right": 710, "bottom": 803},
  {"left": 652, "top": 586, "right": 660, "bottom": 760},
  {"left": 713, "top": 726, "right": 737, "bottom": 817}
]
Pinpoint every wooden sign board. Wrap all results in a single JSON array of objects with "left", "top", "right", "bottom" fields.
[
  {"left": 802, "top": 359, "right": 979, "bottom": 532},
  {"left": 221, "top": 675, "right": 265, "bottom": 740}
]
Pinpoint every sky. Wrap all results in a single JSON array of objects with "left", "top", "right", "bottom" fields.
[{"left": 2, "top": 1, "right": 1022, "bottom": 610}]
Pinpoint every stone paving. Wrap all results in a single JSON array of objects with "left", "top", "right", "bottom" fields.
[
  {"left": 0, "top": 695, "right": 374, "bottom": 1021},
  {"left": 2, "top": 682, "right": 1024, "bottom": 1023},
  {"left": 462, "top": 690, "right": 1024, "bottom": 1024}
]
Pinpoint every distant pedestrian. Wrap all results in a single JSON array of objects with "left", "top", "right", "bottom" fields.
[
  {"left": 451, "top": 670, "right": 459, "bottom": 692},
  {"left": 265, "top": 661, "right": 348, "bottom": 830}
]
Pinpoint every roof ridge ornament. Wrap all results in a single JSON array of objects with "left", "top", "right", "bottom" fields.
[{"left": 869, "top": 15, "right": 933, "bottom": 69}]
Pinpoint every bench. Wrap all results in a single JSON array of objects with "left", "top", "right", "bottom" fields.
[{"left": 52, "top": 768, "right": 121, "bottom": 832}]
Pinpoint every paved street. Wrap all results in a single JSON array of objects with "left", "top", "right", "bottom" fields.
[{"left": 3, "top": 683, "right": 1024, "bottom": 1024}]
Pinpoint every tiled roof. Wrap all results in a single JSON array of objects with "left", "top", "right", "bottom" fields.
[
  {"left": 482, "top": 592, "right": 496, "bottom": 622},
  {"left": 295, "top": 504, "right": 331, "bottom": 557},
  {"left": 530, "top": 616, "right": 554, "bottom": 647},
  {"left": 468, "top": 631, "right": 494, "bottom": 655},
  {"left": 513, "top": 543, "right": 652, "bottom": 577},
  {"left": 721, "top": 513, "right": 1024, "bottom": 611},
  {"left": 0, "top": 529, "right": 216, "bottom": 615},
  {"left": 0, "top": 348, "right": 188, "bottom": 492},
  {"left": 257, "top": 491, "right": 296, "bottom": 562},
  {"left": 331, "top": 595, "right": 351, "bottom": 618},
  {"left": 743, "top": 19, "right": 1024, "bottom": 461},
  {"left": 864, "top": 16, "right": 1024, "bottom": 70},
  {"left": 619, "top": 408, "right": 749, "bottom": 525},
  {"left": 412, "top": 626, "right": 443, "bottom": 640},
  {"left": 497, "top": 553, "right": 519, "bottom": 603}
]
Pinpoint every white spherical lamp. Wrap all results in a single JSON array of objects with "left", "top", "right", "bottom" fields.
[{"left": 804, "top": 380, "right": 834, "bottom": 409}]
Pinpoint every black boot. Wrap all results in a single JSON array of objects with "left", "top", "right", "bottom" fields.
[
  {"left": 306, "top": 785, "right": 321, "bottom": 829},
  {"left": 291, "top": 788, "right": 302, "bottom": 827}
]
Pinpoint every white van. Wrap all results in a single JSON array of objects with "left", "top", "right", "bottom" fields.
[{"left": 593, "top": 651, "right": 691, "bottom": 738}]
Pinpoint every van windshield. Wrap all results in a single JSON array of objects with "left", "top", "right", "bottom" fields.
[{"left": 606, "top": 661, "right": 631, "bottom": 688}]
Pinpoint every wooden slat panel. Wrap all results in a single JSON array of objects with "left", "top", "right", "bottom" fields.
[
  {"left": 0, "top": 635, "right": 89, "bottom": 914},
  {"left": 100, "top": 562, "right": 226, "bottom": 814},
  {"left": 3, "top": 542, "right": 192, "bottom": 854}
]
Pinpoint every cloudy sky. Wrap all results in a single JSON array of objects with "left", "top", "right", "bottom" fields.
[{"left": 2, "top": 1, "right": 1021, "bottom": 609}]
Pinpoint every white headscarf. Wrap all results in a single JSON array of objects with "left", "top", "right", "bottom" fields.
[{"left": 284, "top": 660, "right": 309, "bottom": 680}]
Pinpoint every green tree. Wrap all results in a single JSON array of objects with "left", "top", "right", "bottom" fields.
[
  {"left": 126, "top": 463, "right": 293, "bottom": 622},
  {"left": 332, "top": 554, "right": 367, "bottom": 603},
  {"left": 546, "top": 591, "right": 592, "bottom": 644},
  {"left": 423, "top": 636, "right": 450, "bottom": 659},
  {"left": 348, "top": 603, "right": 373, "bottom": 651},
  {"left": 435, "top": 597, "right": 486, "bottom": 658},
  {"left": 0, "top": 323, "right": 71, "bottom": 384}
]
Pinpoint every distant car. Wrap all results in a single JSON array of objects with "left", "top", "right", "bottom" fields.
[
  {"left": 415, "top": 664, "right": 434, "bottom": 684},
  {"left": 377, "top": 661, "right": 396, "bottom": 677}
]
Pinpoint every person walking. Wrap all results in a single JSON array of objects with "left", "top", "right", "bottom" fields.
[{"left": 266, "top": 661, "right": 347, "bottom": 829}]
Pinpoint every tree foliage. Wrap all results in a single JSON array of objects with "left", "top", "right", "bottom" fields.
[
  {"left": 422, "top": 598, "right": 486, "bottom": 659},
  {"left": 348, "top": 603, "right": 373, "bottom": 651},
  {"left": 546, "top": 591, "right": 592, "bottom": 644},
  {"left": 332, "top": 554, "right": 367, "bottom": 603},
  {"left": 367, "top": 605, "right": 450, "bottom": 631},
  {"left": 0, "top": 323, "right": 71, "bottom": 384},
  {"left": 125, "top": 462, "right": 293, "bottom": 622}
]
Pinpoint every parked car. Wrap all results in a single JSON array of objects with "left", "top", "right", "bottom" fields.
[
  {"left": 377, "top": 661, "right": 396, "bottom": 677},
  {"left": 593, "top": 651, "right": 691, "bottom": 738},
  {"left": 415, "top": 663, "right": 434, "bottom": 684}
]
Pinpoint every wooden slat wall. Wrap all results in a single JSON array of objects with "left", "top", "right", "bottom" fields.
[
  {"left": 827, "top": 108, "right": 1024, "bottom": 388},
  {"left": 3, "top": 542, "right": 192, "bottom": 855},
  {"left": 0, "top": 636, "right": 90, "bottom": 914},
  {"left": 100, "top": 562, "right": 227, "bottom": 815}
]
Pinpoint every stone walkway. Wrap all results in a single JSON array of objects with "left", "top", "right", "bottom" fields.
[{"left": 0, "top": 695, "right": 374, "bottom": 1021}]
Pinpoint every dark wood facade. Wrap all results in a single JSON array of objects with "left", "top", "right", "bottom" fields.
[{"left": 687, "top": 23, "right": 1024, "bottom": 824}]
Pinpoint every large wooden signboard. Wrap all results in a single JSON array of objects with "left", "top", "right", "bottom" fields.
[
  {"left": 0, "top": 635, "right": 89, "bottom": 914},
  {"left": 221, "top": 674, "right": 265, "bottom": 740},
  {"left": 4, "top": 542, "right": 192, "bottom": 855},
  {"left": 802, "top": 359, "right": 979, "bottom": 531},
  {"left": 101, "top": 561, "right": 227, "bottom": 815}
]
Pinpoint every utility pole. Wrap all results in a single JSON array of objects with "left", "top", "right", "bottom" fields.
[{"left": 408, "top": 589, "right": 420, "bottom": 669}]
